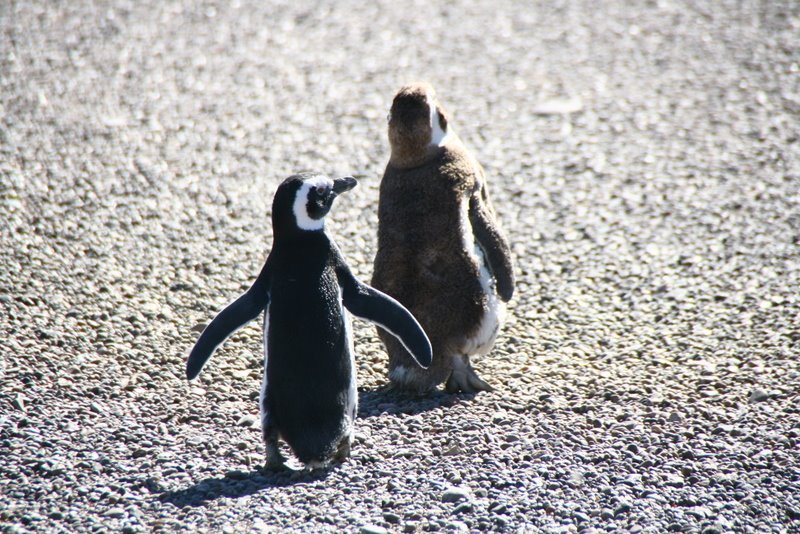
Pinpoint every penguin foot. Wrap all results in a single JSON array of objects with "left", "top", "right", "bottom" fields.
[
  {"left": 262, "top": 454, "right": 289, "bottom": 472},
  {"left": 263, "top": 438, "right": 289, "bottom": 472},
  {"left": 444, "top": 355, "right": 494, "bottom": 393},
  {"left": 333, "top": 438, "right": 351, "bottom": 463}
]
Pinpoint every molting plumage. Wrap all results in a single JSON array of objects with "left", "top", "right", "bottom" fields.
[{"left": 373, "top": 83, "right": 515, "bottom": 394}]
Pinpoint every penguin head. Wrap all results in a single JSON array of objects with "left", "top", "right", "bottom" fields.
[
  {"left": 387, "top": 82, "right": 450, "bottom": 168},
  {"left": 272, "top": 172, "right": 357, "bottom": 236}
]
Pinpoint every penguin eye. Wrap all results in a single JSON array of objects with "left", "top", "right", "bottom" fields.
[
  {"left": 314, "top": 185, "right": 329, "bottom": 196},
  {"left": 386, "top": 112, "right": 392, "bottom": 123}
]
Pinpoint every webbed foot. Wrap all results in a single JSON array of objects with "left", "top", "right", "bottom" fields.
[
  {"left": 333, "top": 437, "right": 351, "bottom": 463},
  {"left": 445, "top": 355, "right": 494, "bottom": 393},
  {"left": 262, "top": 449, "right": 289, "bottom": 472}
]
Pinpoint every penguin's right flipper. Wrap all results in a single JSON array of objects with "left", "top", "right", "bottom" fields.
[
  {"left": 468, "top": 191, "right": 515, "bottom": 302},
  {"left": 336, "top": 265, "right": 433, "bottom": 369},
  {"left": 185, "top": 261, "right": 271, "bottom": 380}
]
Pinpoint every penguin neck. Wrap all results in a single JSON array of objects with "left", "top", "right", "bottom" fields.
[
  {"left": 272, "top": 214, "right": 328, "bottom": 243},
  {"left": 389, "top": 142, "right": 446, "bottom": 170},
  {"left": 273, "top": 229, "right": 330, "bottom": 256}
]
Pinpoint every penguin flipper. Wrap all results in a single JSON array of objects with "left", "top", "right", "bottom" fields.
[
  {"left": 186, "top": 262, "right": 271, "bottom": 380},
  {"left": 336, "top": 265, "right": 433, "bottom": 369},
  {"left": 468, "top": 191, "right": 515, "bottom": 302}
]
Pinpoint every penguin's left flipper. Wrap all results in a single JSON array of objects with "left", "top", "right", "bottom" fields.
[
  {"left": 468, "top": 191, "right": 515, "bottom": 302},
  {"left": 185, "top": 261, "right": 271, "bottom": 380},
  {"left": 336, "top": 265, "right": 433, "bottom": 369}
]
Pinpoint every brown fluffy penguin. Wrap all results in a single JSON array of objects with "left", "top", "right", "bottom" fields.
[{"left": 371, "top": 83, "right": 515, "bottom": 393}]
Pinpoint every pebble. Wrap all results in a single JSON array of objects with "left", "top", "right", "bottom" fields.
[
  {"left": 451, "top": 502, "right": 473, "bottom": 514},
  {"left": 574, "top": 511, "right": 590, "bottom": 522},
  {"left": 359, "top": 526, "right": 387, "bottom": 534},
  {"left": 748, "top": 389, "right": 769, "bottom": 403},
  {"left": 441, "top": 487, "right": 471, "bottom": 503},
  {"left": 382, "top": 513, "right": 400, "bottom": 524},
  {"left": 614, "top": 501, "right": 632, "bottom": 516},
  {"left": 103, "top": 507, "right": 126, "bottom": 518},
  {"left": 668, "top": 412, "right": 684, "bottom": 423},
  {"left": 236, "top": 415, "right": 259, "bottom": 428},
  {"left": 12, "top": 394, "right": 26, "bottom": 412}
]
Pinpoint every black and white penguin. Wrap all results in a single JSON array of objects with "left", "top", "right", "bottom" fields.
[
  {"left": 372, "top": 83, "right": 515, "bottom": 394},
  {"left": 186, "top": 172, "right": 432, "bottom": 469}
]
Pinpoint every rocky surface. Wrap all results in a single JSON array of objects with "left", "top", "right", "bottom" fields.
[{"left": 2, "top": 0, "right": 799, "bottom": 532}]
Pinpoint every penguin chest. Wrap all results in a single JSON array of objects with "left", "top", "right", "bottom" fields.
[{"left": 459, "top": 199, "right": 505, "bottom": 357}]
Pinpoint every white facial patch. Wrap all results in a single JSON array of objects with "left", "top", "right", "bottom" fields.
[
  {"left": 428, "top": 94, "right": 449, "bottom": 147},
  {"left": 293, "top": 176, "right": 333, "bottom": 231}
]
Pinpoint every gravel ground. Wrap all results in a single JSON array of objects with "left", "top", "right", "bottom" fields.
[{"left": 2, "top": 0, "right": 799, "bottom": 532}]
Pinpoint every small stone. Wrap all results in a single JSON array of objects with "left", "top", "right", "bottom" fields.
[
  {"left": 451, "top": 502, "right": 473, "bottom": 514},
  {"left": 489, "top": 501, "right": 508, "bottom": 514},
  {"left": 687, "top": 506, "right": 711, "bottom": 519},
  {"left": 252, "top": 519, "right": 274, "bottom": 533},
  {"left": 442, "top": 487, "right": 471, "bottom": 503},
  {"left": 383, "top": 513, "right": 400, "bottom": 524},
  {"left": 359, "top": 526, "right": 388, "bottom": 534},
  {"left": 668, "top": 412, "right": 684, "bottom": 423},
  {"left": 748, "top": 389, "right": 769, "bottom": 403},
  {"left": 574, "top": 511, "right": 590, "bottom": 522},
  {"left": 237, "top": 415, "right": 259, "bottom": 428},
  {"left": 614, "top": 501, "right": 632, "bottom": 516},
  {"left": 532, "top": 96, "right": 584, "bottom": 115},
  {"left": 12, "top": 394, "right": 25, "bottom": 412},
  {"left": 103, "top": 507, "right": 126, "bottom": 518}
]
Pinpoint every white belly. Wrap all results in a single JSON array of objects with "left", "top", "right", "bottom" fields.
[
  {"left": 340, "top": 295, "right": 357, "bottom": 434},
  {"left": 460, "top": 198, "right": 505, "bottom": 358}
]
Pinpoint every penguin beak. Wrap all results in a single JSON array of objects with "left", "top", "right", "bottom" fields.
[{"left": 331, "top": 176, "right": 357, "bottom": 196}]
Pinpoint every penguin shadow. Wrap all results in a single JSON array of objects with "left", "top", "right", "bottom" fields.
[
  {"left": 159, "top": 389, "right": 473, "bottom": 508},
  {"left": 158, "top": 467, "right": 329, "bottom": 508},
  {"left": 357, "top": 385, "right": 478, "bottom": 419}
]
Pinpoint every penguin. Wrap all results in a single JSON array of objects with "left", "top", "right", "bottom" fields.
[
  {"left": 186, "top": 172, "right": 432, "bottom": 470},
  {"left": 371, "top": 83, "right": 515, "bottom": 394}
]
